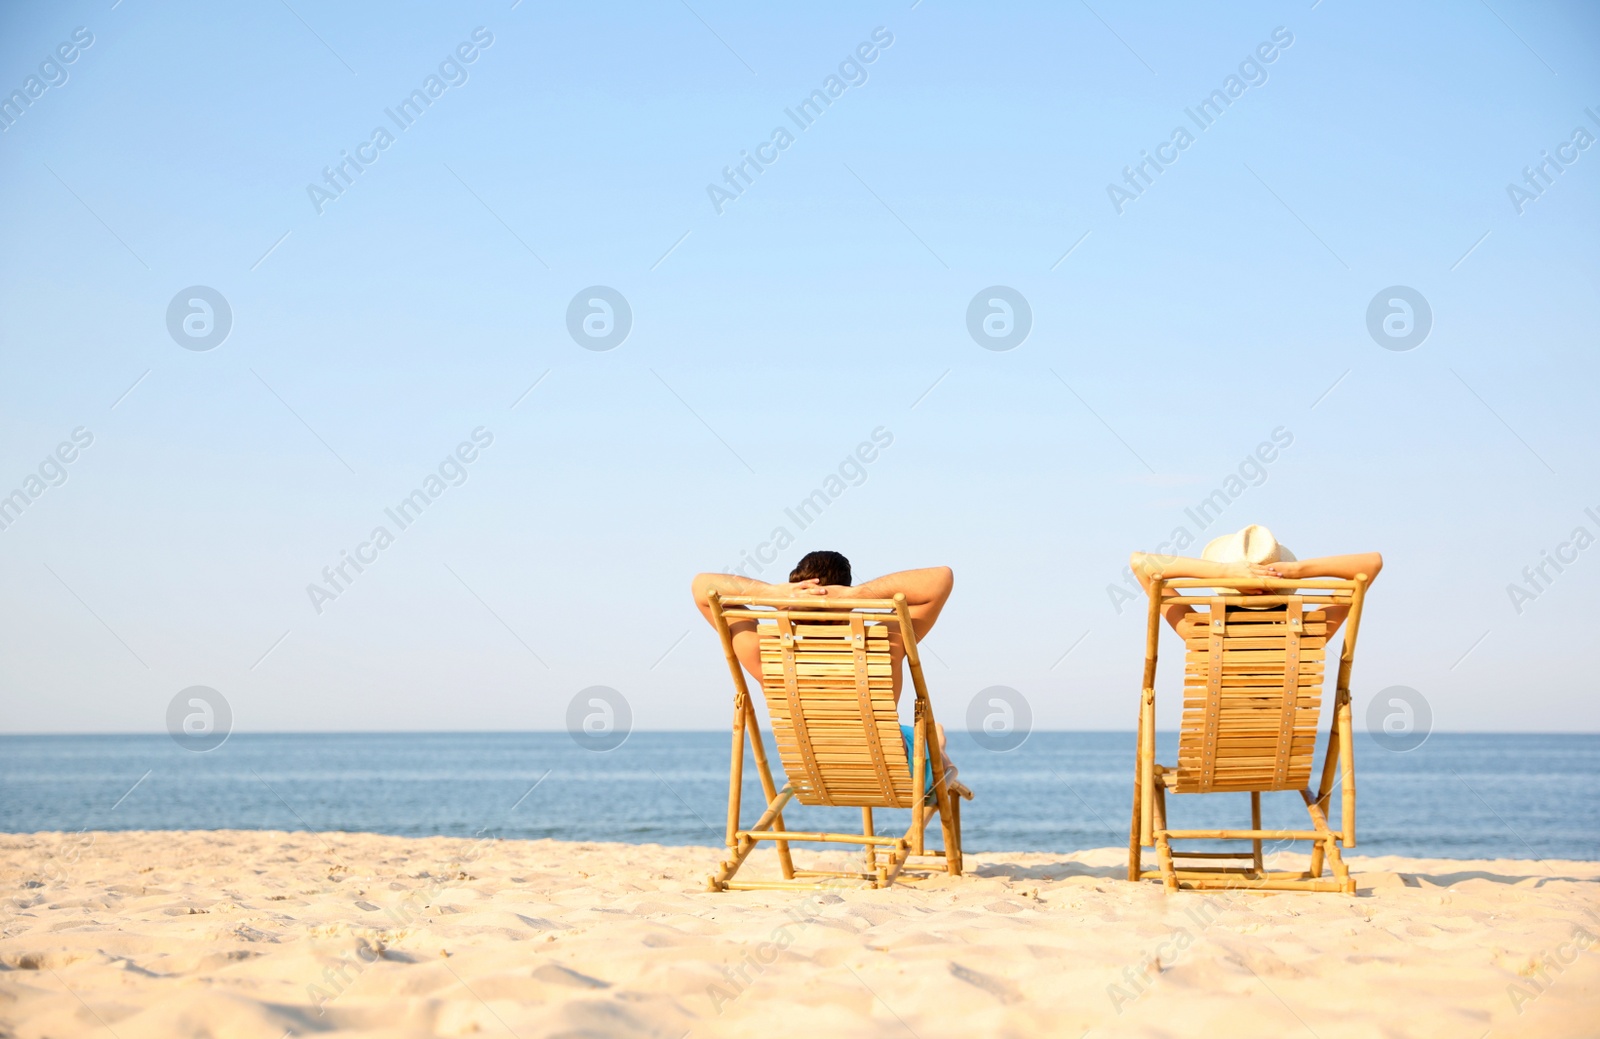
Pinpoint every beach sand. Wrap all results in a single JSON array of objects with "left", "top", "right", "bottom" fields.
[{"left": 2, "top": 831, "right": 1597, "bottom": 1038}]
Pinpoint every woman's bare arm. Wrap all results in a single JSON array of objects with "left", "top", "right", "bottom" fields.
[
  {"left": 1268, "top": 553, "right": 1383, "bottom": 639},
  {"left": 1129, "top": 553, "right": 1255, "bottom": 588},
  {"left": 1266, "top": 553, "right": 1383, "bottom": 583},
  {"left": 1130, "top": 551, "right": 1384, "bottom": 636},
  {"left": 1131, "top": 552, "right": 1276, "bottom": 627}
]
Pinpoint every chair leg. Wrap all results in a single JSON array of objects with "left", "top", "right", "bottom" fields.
[
  {"left": 1301, "top": 787, "right": 1355, "bottom": 894},
  {"left": 1323, "top": 835, "right": 1352, "bottom": 893},
  {"left": 1127, "top": 776, "right": 1143, "bottom": 882},
  {"left": 1156, "top": 833, "right": 1178, "bottom": 892},
  {"left": 862, "top": 808, "right": 875, "bottom": 871},
  {"left": 929, "top": 795, "right": 958, "bottom": 876},
  {"left": 878, "top": 838, "right": 911, "bottom": 889},
  {"left": 1154, "top": 785, "right": 1167, "bottom": 832},
  {"left": 1251, "top": 792, "right": 1263, "bottom": 873},
  {"left": 931, "top": 776, "right": 962, "bottom": 876},
  {"left": 946, "top": 794, "right": 962, "bottom": 876}
]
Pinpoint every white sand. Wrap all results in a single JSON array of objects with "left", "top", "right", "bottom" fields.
[{"left": 2, "top": 830, "right": 1597, "bottom": 1038}]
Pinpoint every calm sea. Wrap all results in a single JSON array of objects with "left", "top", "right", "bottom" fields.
[{"left": 1, "top": 733, "right": 1594, "bottom": 860}]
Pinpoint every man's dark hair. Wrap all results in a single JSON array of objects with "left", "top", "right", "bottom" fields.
[{"left": 789, "top": 550, "right": 851, "bottom": 587}]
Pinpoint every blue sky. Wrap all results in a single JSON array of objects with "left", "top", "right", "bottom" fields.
[{"left": 1, "top": 0, "right": 1596, "bottom": 736}]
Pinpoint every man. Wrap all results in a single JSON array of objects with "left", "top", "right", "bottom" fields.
[
  {"left": 692, "top": 552, "right": 958, "bottom": 778},
  {"left": 692, "top": 551, "right": 954, "bottom": 702},
  {"left": 1130, "top": 524, "right": 1382, "bottom": 636}
]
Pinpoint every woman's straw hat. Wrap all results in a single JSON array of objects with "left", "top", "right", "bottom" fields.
[
  {"left": 1201, "top": 524, "right": 1297, "bottom": 565},
  {"left": 1200, "top": 525, "right": 1298, "bottom": 596}
]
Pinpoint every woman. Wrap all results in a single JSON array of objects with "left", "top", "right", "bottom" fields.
[{"left": 1130, "top": 524, "right": 1382, "bottom": 636}]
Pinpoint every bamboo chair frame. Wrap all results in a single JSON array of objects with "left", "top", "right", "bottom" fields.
[
  {"left": 1128, "top": 574, "right": 1370, "bottom": 895},
  {"left": 705, "top": 591, "right": 970, "bottom": 891}
]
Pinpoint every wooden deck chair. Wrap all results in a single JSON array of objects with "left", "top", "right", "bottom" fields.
[
  {"left": 704, "top": 591, "right": 973, "bottom": 891},
  {"left": 1128, "top": 574, "right": 1370, "bottom": 894}
]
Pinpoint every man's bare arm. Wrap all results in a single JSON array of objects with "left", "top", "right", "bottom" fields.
[
  {"left": 841, "top": 566, "right": 955, "bottom": 639},
  {"left": 690, "top": 573, "right": 820, "bottom": 625}
]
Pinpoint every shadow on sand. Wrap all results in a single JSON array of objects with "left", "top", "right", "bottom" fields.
[
  {"left": 969, "top": 860, "right": 1600, "bottom": 889},
  {"left": 1395, "top": 868, "right": 1598, "bottom": 888},
  {"left": 968, "top": 861, "right": 1127, "bottom": 882}
]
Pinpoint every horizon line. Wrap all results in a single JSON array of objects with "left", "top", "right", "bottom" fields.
[{"left": 3, "top": 729, "right": 1596, "bottom": 738}]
